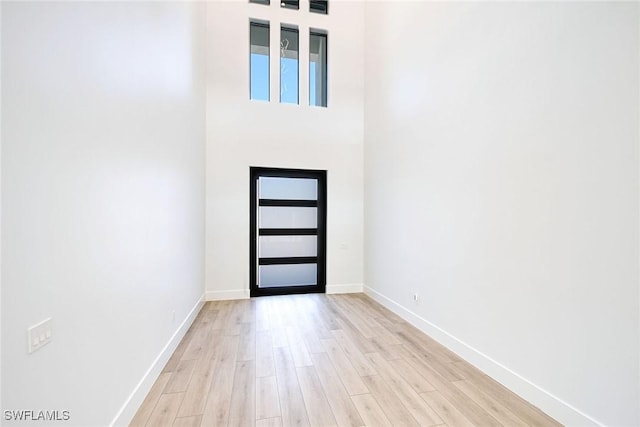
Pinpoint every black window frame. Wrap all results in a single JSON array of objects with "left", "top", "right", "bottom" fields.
[
  {"left": 250, "top": 167, "right": 327, "bottom": 297},
  {"left": 250, "top": 20, "right": 271, "bottom": 102},
  {"left": 281, "top": 0, "right": 299, "bottom": 10},
  {"left": 309, "top": 30, "right": 328, "bottom": 107},
  {"left": 310, "top": 0, "right": 328, "bottom": 14},
  {"left": 280, "top": 25, "right": 300, "bottom": 105}
]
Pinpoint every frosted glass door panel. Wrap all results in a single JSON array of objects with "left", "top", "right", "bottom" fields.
[
  {"left": 259, "top": 264, "right": 317, "bottom": 288},
  {"left": 259, "top": 236, "right": 317, "bottom": 258},
  {"left": 259, "top": 207, "right": 317, "bottom": 228},
  {"left": 259, "top": 177, "right": 317, "bottom": 200}
]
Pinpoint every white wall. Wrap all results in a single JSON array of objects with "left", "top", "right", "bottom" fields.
[
  {"left": 0, "top": 1, "right": 3, "bottom": 416},
  {"left": 2, "top": 2, "right": 638, "bottom": 426},
  {"left": 205, "top": 0, "right": 364, "bottom": 299},
  {"left": 364, "top": 2, "right": 639, "bottom": 426},
  {"left": 1, "top": 3, "right": 205, "bottom": 425}
]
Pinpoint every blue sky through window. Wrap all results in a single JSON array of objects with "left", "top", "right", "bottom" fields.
[
  {"left": 310, "top": 64, "right": 317, "bottom": 106},
  {"left": 251, "top": 53, "right": 269, "bottom": 101},
  {"left": 281, "top": 57, "right": 298, "bottom": 104}
]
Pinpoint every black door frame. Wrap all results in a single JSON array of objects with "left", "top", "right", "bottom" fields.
[{"left": 250, "top": 167, "right": 327, "bottom": 297}]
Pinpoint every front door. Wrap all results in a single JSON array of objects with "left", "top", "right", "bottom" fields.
[{"left": 250, "top": 167, "right": 327, "bottom": 297}]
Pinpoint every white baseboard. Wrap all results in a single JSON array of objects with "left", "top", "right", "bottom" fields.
[
  {"left": 326, "top": 283, "right": 363, "bottom": 294},
  {"left": 205, "top": 289, "right": 250, "bottom": 301},
  {"left": 205, "top": 286, "right": 363, "bottom": 298},
  {"left": 363, "top": 286, "right": 603, "bottom": 427},
  {"left": 109, "top": 295, "right": 205, "bottom": 427}
]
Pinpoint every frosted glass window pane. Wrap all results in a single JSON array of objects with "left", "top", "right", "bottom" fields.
[
  {"left": 259, "top": 264, "right": 317, "bottom": 288},
  {"left": 259, "top": 177, "right": 317, "bottom": 200},
  {"left": 259, "top": 207, "right": 317, "bottom": 228},
  {"left": 259, "top": 236, "right": 317, "bottom": 258}
]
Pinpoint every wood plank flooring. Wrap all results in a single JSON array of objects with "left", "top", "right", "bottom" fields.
[{"left": 130, "top": 294, "right": 561, "bottom": 427}]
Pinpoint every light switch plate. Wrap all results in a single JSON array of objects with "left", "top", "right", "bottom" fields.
[{"left": 28, "top": 317, "right": 52, "bottom": 353}]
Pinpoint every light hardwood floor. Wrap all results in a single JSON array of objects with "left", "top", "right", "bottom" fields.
[{"left": 130, "top": 293, "right": 561, "bottom": 427}]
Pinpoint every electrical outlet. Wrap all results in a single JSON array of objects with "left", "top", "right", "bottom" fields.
[{"left": 28, "top": 318, "right": 52, "bottom": 354}]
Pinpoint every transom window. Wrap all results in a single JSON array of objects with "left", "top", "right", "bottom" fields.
[{"left": 249, "top": 0, "right": 328, "bottom": 107}]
